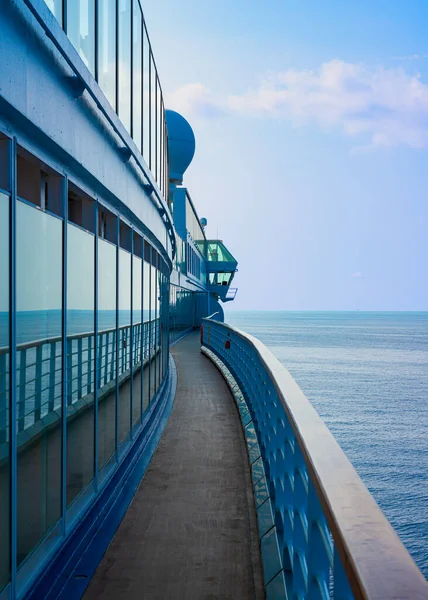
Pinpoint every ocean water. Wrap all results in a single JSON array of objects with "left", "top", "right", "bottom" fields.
[{"left": 225, "top": 310, "right": 428, "bottom": 580}]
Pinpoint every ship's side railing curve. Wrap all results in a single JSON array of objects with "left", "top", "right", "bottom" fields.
[{"left": 201, "top": 318, "right": 428, "bottom": 600}]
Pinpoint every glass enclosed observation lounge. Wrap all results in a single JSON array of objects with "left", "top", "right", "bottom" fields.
[{"left": 197, "top": 240, "right": 238, "bottom": 302}]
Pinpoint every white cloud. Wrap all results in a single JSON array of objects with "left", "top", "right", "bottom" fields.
[
  {"left": 390, "top": 54, "right": 428, "bottom": 61},
  {"left": 167, "top": 83, "right": 224, "bottom": 119},
  {"left": 351, "top": 272, "right": 364, "bottom": 279},
  {"left": 167, "top": 59, "right": 428, "bottom": 149}
]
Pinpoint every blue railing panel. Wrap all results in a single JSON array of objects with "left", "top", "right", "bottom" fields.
[{"left": 202, "top": 318, "right": 428, "bottom": 600}]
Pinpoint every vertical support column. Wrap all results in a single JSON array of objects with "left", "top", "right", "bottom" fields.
[
  {"left": 0, "top": 353, "right": 7, "bottom": 443},
  {"left": 61, "top": 175, "right": 68, "bottom": 533},
  {"left": 115, "top": 216, "right": 119, "bottom": 455},
  {"left": 129, "top": 230, "right": 133, "bottom": 436},
  {"left": 9, "top": 136, "right": 17, "bottom": 599},
  {"left": 34, "top": 345, "right": 43, "bottom": 422},
  {"left": 66, "top": 339, "right": 73, "bottom": 405},
  {"left": 48, "top": 342, "right": 56, "bottom": 412},
  {"left": 140, "top": 236, "right": 144, "bottom": 419},
  {"left": 77, "top": 337, "right": 83, "bottom": 400},
  {"left": 93, "top": 201, "right": 99, "bottom": 490},
  {"left": 147, "top": 245, "right": 151, "bottom": 403},
  {"left": 148, "top": 53, "right": 152, "bottom": 171},
  {"left": 17, "top": 350, "right": 26, "bottom": 432},
  {"left": 129, "top": 0, "right": 134, "bottom": 139},
  {"left": 87, "top": 335, "right": 92, "bottom": 395}
]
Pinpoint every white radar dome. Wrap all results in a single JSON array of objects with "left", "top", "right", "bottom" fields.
[{"left": 165, "top": 110, "right": 195, "bottom": 184}]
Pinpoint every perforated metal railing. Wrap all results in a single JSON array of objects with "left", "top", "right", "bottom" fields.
[
  {"left": 0, "top": 319, "right": 160, "bottom": 442},
  {"left": 201, "top": 318, "right": 428, "bottom": 600}
]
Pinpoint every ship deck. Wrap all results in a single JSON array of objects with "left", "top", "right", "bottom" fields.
[{"left": 84, "top": 332, "right": 264, "bottom": 600}]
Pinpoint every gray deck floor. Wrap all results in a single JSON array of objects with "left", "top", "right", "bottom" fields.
[{"left": 84, "top": 332, "right": 263, "bottom": 600}]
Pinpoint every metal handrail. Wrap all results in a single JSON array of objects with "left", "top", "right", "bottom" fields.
[
  {"left": 201, "top": 318, "right": 428, "bottom": 599},
  {"left": 0, "top": 319, "right": 161, "bottom": 433},
  {"left": 206, "top": 312, "right": 220, "bottom": 320},
  {"left": 0, "top": 319, "right": 152, "bottom": 354}
]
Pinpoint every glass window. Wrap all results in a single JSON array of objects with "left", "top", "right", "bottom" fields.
[
  {"left": 0, "top": 135, "right": 9, "bottom": 191},
  {"left": 150, "top": 261, "right": 157, "bottom": 400},
  {"left": 150, "top": 54, "right": 156, "bottom": 174},
  {"left": 67, "top": 0, "right": 95, "bottom": 75},
  {"left": 118, "top": 0, "right": 132, "bottom": 133},
  {"left": 155, "top": 264, "right": 161, "bottom": 390},
  {"left": 0, "top": 192, "right": 9, "bottom": 592},
  {"left": 157, "top": 81, "right": 162, "bottom": 186},
  {"left": 118, "top": 248, "right": 131, "bottom": 445},
  {"left": 143, "top": 258, "right": 150, "bottom": 410},
  {"left": 132, "top": 1, "right": 142, "bottom": 151},
  {"left": 186, "top": 196, "right": 205, "bottom": 243},
  {"left": 97, "top": 238, "right": 117, "bottom": 470},
  {"left": 17, "top": 147, "right": 63, "bottom": 216},
  {"left": 44, "top": 0, "right": 63, "bottom": 26},
  {"left": 142, "top": 27, "right": 150, "bottom": 162},
  {"left": 98, "top": 0, "right": 117, "bottom": 110},
  {"left": 132, "top": 254, "right": 142, "bottom": 427},
  {"left": 66, "top": 223, "right": 95, "bottom": 508},
  {"left": 16, "top": 200, "right": 63, "bottom": 566}
]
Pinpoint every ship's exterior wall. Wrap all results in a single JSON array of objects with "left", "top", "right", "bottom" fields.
[
  {"left": 0, "top": 2, "right": 236, "bottom": 597},
  {"left": 0, "top": 0, "right": 171, "bottom": 257},
  {"left": 0, "top": 1, "right": 177, "bottom": 598}
]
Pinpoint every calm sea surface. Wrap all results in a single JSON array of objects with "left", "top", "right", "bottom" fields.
[{"left": 225, "top": 310, "right": 428, "bottom": 579}]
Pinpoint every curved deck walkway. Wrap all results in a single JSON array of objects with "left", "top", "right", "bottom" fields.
[{"left": 84, "top": 332, "right": 264, "bottom": 600}]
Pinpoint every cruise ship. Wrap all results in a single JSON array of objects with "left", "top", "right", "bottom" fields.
[{"left": 0, "top": 2, "right": 427, "bottom": 599}]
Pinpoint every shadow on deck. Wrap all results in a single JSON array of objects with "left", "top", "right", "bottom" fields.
[{"left": 84, "top": 332, "right": 264, "bottom": 600}]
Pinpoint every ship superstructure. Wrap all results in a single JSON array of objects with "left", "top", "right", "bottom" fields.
[
  {"left": 0, "top": 2, "right": 236, "bottom": 597},
  {"left": 0, "top": 2, "right": 427, "bottom": 600}
]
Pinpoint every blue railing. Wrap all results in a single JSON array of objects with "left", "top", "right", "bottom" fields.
[
  {"left": 201, "top": 318, "right": 428, "bottom": 600},
  {"left": 0, "top": 319, "right": 160, "bottom": 449}
]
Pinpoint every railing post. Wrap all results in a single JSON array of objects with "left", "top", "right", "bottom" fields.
[
  {"left": 103, "top": 332, "right": 108, "bottom": 385},
  {"left": 110, "top": 330, "right": 115, "bottom": 383},
  {"left": 77, "top": 337, "right": 83, "bottom": 400},
  {"left": 48, "top": 341, "right": 56, "bottom": 411},
  {"left": 17, "top": 349, "right": 26, "bottom": 432},
  {"left": 67, "top": 338, "right": 73, "bottom": 406},
  {"left": 87, "top": 335, "right": 92, "bottom": 394},
  {"left": 0, "top": 353, "right": 6, "bottom": 443},
  {"left": 35, "top": 344, "right": 43, "bottom": 422}
]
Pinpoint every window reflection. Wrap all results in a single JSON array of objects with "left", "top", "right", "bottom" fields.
[
  {"left": 142, "top": 28, "right": 150, "bottom": 161},
  {"left": 67, "top": 0, "right": 95, "bottom": 75},
  {"left": 150, "top": 55, "right": 156, "bottom": 174},
  {"left": 0, "top": 192, "right": 9, "bottom": 592},
  {"left": 118, "top": 0, "right": 132, "bottom": 133},
  {"left": 143, "top": 258, "right": 150, "bottom": 409},
  {"left": 169, "top": 285, "right": 194, "bottom": 343},
  {"left": 133, "top": 1, "right": 142, "bottom": 151},
  {"left": 118, "top": 248, "right": 131, "bottom": 445},
  {"left": 97, "top": 238, "right": 117, "bottom": 470},
  {"left": 132, "top": 254, "right": 142, "bottom": 426},
  {"left": 98, "top": 0, "right": 117, "bottom": 110},
  {"left": 16, "top": 200, "right": 63, "bottom": 566},
  {"left": 66, "top": 223, "right": 95, "bottom": 508}
]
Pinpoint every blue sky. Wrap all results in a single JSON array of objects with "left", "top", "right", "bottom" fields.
[{"left": 144, "top": 0, "right": 428, "bottom": 310}]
